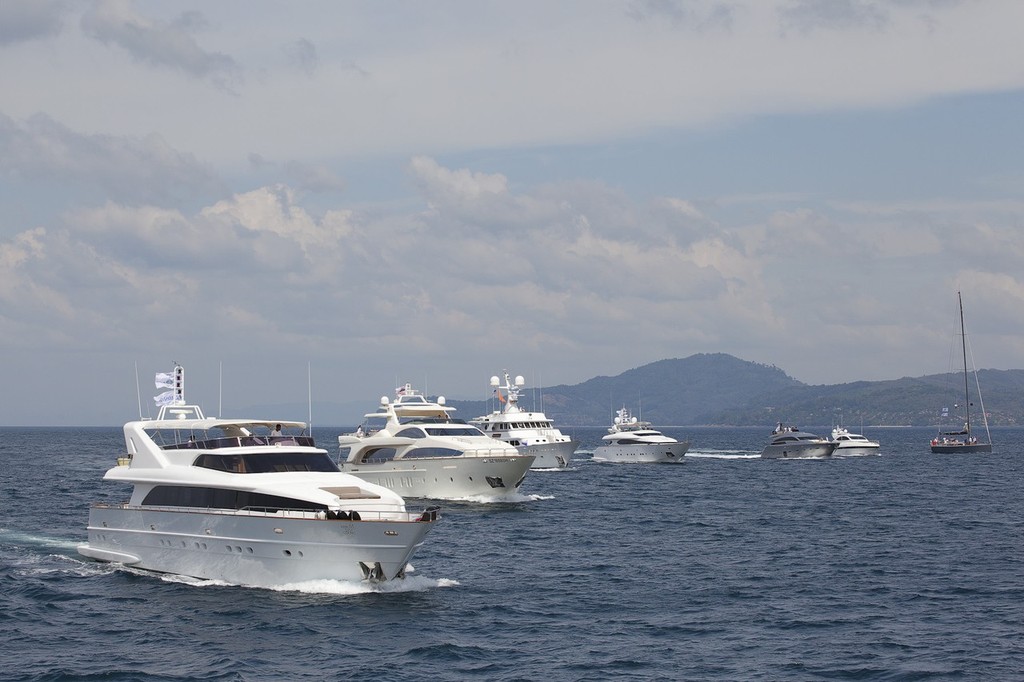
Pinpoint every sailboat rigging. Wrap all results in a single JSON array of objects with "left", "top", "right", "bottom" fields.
[{"left": 930, "top": 291, "right": 992, "bottom": 453}]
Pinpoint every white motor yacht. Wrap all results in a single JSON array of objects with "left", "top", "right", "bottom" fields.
[
  {"left": 761, "top": 424, "right": 837, "bottom": 459},
  {"left": 592, "top": 406, "right": 689, "bottom": 463},
  {"left": 78, "top": 365, "right": 438, "bottom": 586},
  {"left": 338, "top": 384, "right": 535, "bottom": 499},
  {"left": 830, "top": 426, "right": 880, "bottom": 456},
  {"left": 470, "top": 371, "right": 578, "bottom": 469}
]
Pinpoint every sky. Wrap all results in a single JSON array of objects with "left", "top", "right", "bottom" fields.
[{"left": 2, "top": 0, "right": 1023, "bottom": 425}]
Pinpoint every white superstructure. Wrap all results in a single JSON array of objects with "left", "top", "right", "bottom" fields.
[
  {"left": 338, "top": 384, "right": 534, "bottom": 499},
  {"left": 470, "top": 371, "right": 578, "bottom": 469},
  {"left": 78, "top": 365, "right": 438, "bottom": 586},
  {"left": 830, "top": 426, "right": 880, "bottom": 456},
  {"left": 592, "top": 406, "right": 689, "bottom": 463},
  {"left": 760, "top": 424, "right": 837, "bottom": 459}
]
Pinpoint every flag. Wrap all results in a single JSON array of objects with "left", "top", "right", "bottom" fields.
[
  {"left": 496, "top": 389, "right": 505, "bottom": 404},
  {"left": 396, "top": 385, "right": 406, "bottom": 396},
  {"left": 154, "top": 390, "right": 176, "bottom": 406},
  {"left": 155, "top": 372, "right": 174, "bottom": 389}
]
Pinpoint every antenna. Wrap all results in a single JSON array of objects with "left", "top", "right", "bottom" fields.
[
  {"left": 307, "top": 362, "right": 313, "bottom": 431},
  {"left": 134, "top": 362, "right": 143, "bottom": 419},
  {"left": 218, "top": 361, "right": 223, "bottom": 418},
  {"left": 539, "top": 371, "right": 543, "bottom": 413}
]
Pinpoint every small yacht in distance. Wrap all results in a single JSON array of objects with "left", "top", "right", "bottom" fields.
[
  {"left": 830, "top": 425, "right": 880, "bottom": 456},
  {"left": 78, "top": 365, "right": 438, "bottom": 586},
  {"left": 761, "top": 424, "right": 837, "bottom": 459},
  {"left": 592, "top": 406, "right": 689, "bottom": 463},
  {"left": 338, "top": 384, "right": 535, "bottom": 499},
  {"left": 930, "top": 291, "right": 993, "bottom": 453},
  {"left": 470, "top": 370, "right": 578, "bottom": 469}
]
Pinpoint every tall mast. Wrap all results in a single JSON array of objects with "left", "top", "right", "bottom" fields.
[{"left": 958, "top": 291, "right": 970, "bottom": 436}]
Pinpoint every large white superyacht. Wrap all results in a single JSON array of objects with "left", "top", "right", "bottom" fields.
[
  {"left": 338, "top": 384, "right": 535, "bottom": 499},
  {"left": 592, "top": 406, "right": 689, "bottom": 463},
  {"left": 78, "top": 366, "right": 439, "bottom": 586},
  {"left": 470, "top": 371, "right": 578, "bottom": 469}
]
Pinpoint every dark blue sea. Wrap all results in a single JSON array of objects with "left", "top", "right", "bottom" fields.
[{"left": 2, "top": 425, "right": 1023, "bottom": 681}]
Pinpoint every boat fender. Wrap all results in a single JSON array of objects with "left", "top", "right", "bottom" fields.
[
  {"left": 336, "top": 510, "right": 350, "bottom": 520},
  {"left": 325, "top": 510, "right": 338, "bottom": 520},
  {"left": 348, "top": 510, "right": 361, "bottom": 521}
]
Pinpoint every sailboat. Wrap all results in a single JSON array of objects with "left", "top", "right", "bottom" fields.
[{"left": 929, "top": 292, "right": 992, "bottom": 453}]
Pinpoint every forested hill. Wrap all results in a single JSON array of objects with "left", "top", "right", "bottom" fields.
[{"left": 445, "top": 353, "right": 1024, "bottom": 427}]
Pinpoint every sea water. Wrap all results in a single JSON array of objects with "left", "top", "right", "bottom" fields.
[{"left": 1, "top": 425, "right": 1023, "bottom": 680}]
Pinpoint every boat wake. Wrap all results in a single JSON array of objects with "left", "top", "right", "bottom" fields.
[
  {"left": 448, "top": 492, "right": 554, "bottom": 503},
  {"left": 0, "top": 528, "right": 84, "bottom": 555},
  {"left": 152, "top": 571, "right": 459, "bottom": 595},
  {"left": 267, "top": 575, "right": 459, "bottom": 595},
  {"left": 686, "top": 451, "right": 760, "bottom": 460}
]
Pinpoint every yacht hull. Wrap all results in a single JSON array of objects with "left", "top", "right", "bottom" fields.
[
  {"left": 519, "top": 440, "right": 578, "bottom": 469},
  {"left": 760, "top": 442, "right": 836, "bottom": 459},
  {"left": 78, "top": 504, "right": 434, "bottom": 585},
  {"left": 930, "top": 443, "right": 992, "bottom": 454},
  {"left": 339, "top": 455, "right": 535, "bottom": 499},
  {"left": 833, "top": 443, "right": 880, "bottom": 456},
  {"left": 592, "top": 442, "right": 689, "bottom": 463}
]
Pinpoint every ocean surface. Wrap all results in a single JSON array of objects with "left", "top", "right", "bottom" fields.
[{"left": 2, "top": 425, "right": 1023, "bottom": 681}]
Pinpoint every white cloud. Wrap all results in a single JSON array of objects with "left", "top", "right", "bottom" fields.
[
  {"left": 2, "top": 2, "right": 1024, "bottom": 423},
  {"left": 0, "top": 112, "right": 221, "bottom": 206}
]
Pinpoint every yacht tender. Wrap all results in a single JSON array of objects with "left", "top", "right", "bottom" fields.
[
  {"left": 78, "top": 366, "right": 438, "bottom": 586},
  {"left": 470, "top": 371, "right": 578, "bottom": 469},
  {"left": 592, "top": 406, "right": 689, "bottom": 463},
  {"left": 761, "top": 424, "right": 837, "bottom": 459},
  {"left": 338, "top": 384, "right": 534, "bottom": 499}
]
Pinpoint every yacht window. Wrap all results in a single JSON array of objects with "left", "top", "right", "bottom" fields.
[
  {"left": 141, "top": 485, "right": 326, "bottom": 512},
  {"left": 193, "top": 452, "right": 339, "bottom": 473},
  {"left": 395, "top": 427, "right": 427, "bottom": 438},
  {"left": 424, "top": 426, "right": 483, "bottom": 436},
  {"left": 361, "top": 447, "right": 398, "bottom": 463},
  {"left": 403, "top": 447, "right": 464, "bottom": 458}
]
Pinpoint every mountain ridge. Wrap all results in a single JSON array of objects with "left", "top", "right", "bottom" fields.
[{"left": 443, "top": 353, "right": 1024, "bottom": 428}]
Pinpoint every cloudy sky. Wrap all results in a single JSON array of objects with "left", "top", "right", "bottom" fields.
[{"left": 2, "top": 0, "right": 1023, "bottom": 425}]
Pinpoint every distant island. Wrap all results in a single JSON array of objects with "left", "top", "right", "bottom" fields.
[
  {"left": 243, "top": 353, "right": 1024, "bottom": 427},
  {"left": 443, "top": 353, "right": 1024, "bottom": 428}
]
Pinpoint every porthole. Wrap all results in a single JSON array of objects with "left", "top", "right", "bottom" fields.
[
  {"left": 283, "top": 549, "right": 292, "bottom": 557},
  {"left": 246, "top": 547, "right": 254, "bottom": 554}
]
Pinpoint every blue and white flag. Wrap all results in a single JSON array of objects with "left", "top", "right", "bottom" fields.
[
  {"left": 155, "top": 372, "right": 174, "bottom": 389},
  {"left": 154, "top": 389, "right": 176, "bottom": 406}
]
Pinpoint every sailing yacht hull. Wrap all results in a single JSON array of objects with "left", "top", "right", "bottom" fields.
[{"left": 930, "top": 443, "right": 992, "bottom": 454}]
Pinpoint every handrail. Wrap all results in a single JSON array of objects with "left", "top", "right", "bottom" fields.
[{"left": 163, "top": 435, "right": 316, "bottom": 451}]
